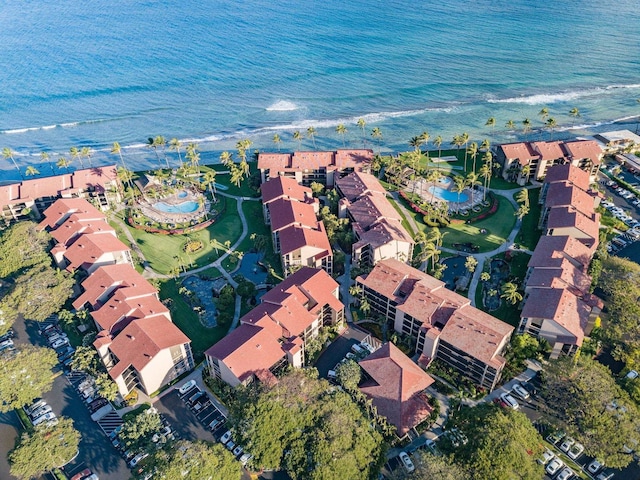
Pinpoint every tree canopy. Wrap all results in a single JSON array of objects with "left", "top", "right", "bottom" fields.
[
  {"left": 389, "top": 452, "right": 468, "bottom": 480},
  {"left": 119, "top": 410, "right": 163, "bottom": 451},
  {"left": 542, "top": 355, "right": 640, "bottom": 468},
  {"left": 0, "top": 345, "right": 58, "bottom": 412},
  {"left": 9, "top": 417, "right": 80, "bottom": 480},
  {"left": 144, "top": 440, "right": 241, "bottom": 480},
  {"left": 233, "top": 369, "right": 384, "bottom": 479},
  {"left": 445, "top": 403, "right": 544, "bottom": 480},
  {"left": 0, "top": 221, "right": 51, "bottom": 278},
  {"left": 336, "top": 359, "right": 362, "bottom": 392}
]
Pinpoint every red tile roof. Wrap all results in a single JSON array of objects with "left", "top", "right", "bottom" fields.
[
  {"left": 50, "top": 216, "right": 115, "bottom": 247},
  {"left": 73, "top": 264, "right": 153, "bottom": 310},
  {"left": 39, "top": 197, "right": 104, "bottom": 229},
  {"left": 528, "top": 235, "right": 592, "bottom": 271},
  {"left": 91, "top": 288, "right": 168, "bottom": 333},
  {"left": 545, "top": 182, "right": 595, "bottom": 217},
  {"left": 499, "top": 143, "right": 538, "bottom": 165},
  {"left": 531, "top": 141, "right": 565, "bottom": 161},
  {"left": 278, "top": 222, "right": 332, "bottom": 257},
  {"left": 103, "top": 316, "right": 190, "bottom": 381},
  {"left": 543, "top": 164, "right": 591, "bottom": 190},
  {"left": 335, "top": 171, "right": 387, "bottom": 201},
  {"left": 63, "top": 232, "right": 130, "bottom": 272},
  {"left": 562, "top": 140, "right": 603, "bottom": 166},
  {"left": 358, "top": 342, "right": 434, "bottom": 436},
  {"left": 268, "top": 198, "right": 318, "bottom": 231},
  {"left": 334, "top": 149, "right": 374, "bottom": 169},
  {"left": 526, "top": 264, "right": 591, "bottom": 295},
  {"left": 354, "top": 218, "right": 414, "bottom": 250},
  {"left": 257, "top": 150, "right": 372, "bottom": 177},
  {"left": 261, "top": 176, "right": 313, "bottom": 204},
  {"left": 521, "top": 288, "right": 591, "bottom": 346},
  {"left": 546, "top": 207, "right": 600, "bottom": 243},
  {"left": 347, "top": 194, "right": 402, "bottom": 230}
]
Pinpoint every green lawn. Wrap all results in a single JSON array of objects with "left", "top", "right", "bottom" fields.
[
  {"left": 388, "top": 197, "right": 416, "bottom": 238},
  {"left": 158, "top": 279, "right": 226, "bottom": 362},
  {"left": 442, "top": 196, "right": 516, "bottom": 252},
  {"left": 516, "top": 187, "right": 542, "bottom": 250},
  {"left": 122, "top": 196, "right": 242, "bottom": 275},
  {"left": 203, "top": 162, "right": 261, "bottom": 198}
]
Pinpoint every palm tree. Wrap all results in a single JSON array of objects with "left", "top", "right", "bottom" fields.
[
  {"left": 154, "top": 136, "right": 169, "bottom": 168},
  {"left": 422, "top": 241, "right": 441, "bottom": 272},
  {"left": 409, "top": 135, "right": 423, "bottom": 153},
  {"left": 501, "top": 282, "right": 523, "bottom": 305},
  {"left": 201, "top": 169, "right": 217, "bottom": 201},
  {"left": 433, "top": 135, "right": 443, "bottom": 159},
  {"left": 236, "top": 139, "right": 252, "bottom": 165},
  {"left": 25, "top": 166, "right": 39, "bottom": 177},
  {"left": 56, "top": 156, "right": 70, "bottom": 172},
  {"left": 426, "top": 226, "right": 447, "bottom": 248},
  {"left": 230, "top": 165, "right": 244, "bottom": 187},
  {"left": 520, "top": 164, "right": 531, "bottom": 183},
  {"left": 480, "top": 138, "right": 490, "bottom": 152},
  {"left": 273, "top": 133, "right": 282, "bottom": 152},
  {"left": 522, "top": 118, "right": 532, "bottom": 140},
  {"left": 293, "top": 130, "right": 303, "bottom": 150},
  {"left": 466, "top": 171, "right": 480, "bottom": 192},
  {"left": 147, "top": 137, "right": 162, "bottom": 168},
  {"left": 371, "top": 127, "right": 383, "bottom": 152},
  {"left": 485, "top": 117, "right": 496, "bottom": 133},
  {"left": 516, "top": 188, "right": 529, "bottom": 209},
  {"left": 41, "top": 152, "right": 55, "bottom": 174},
  {"left": 306, "top": 127, "right": 317, "bottom": 149},
  {"left": 3, "top": 147, "right": 23, "bottom": 179},
  {"left": 505, "top": 119, "right": 516, "bottom": 131},
  {"left": 69, "top": 146, "right": 84, "bottom": 169},
  {"left": 480, "top": 272, "right": 491, "bottom": 282},
  {"left": 81, "top": 147, "right": 93, "bottom": 167},
  {"left": 538, "top": 107, "right": 549, "bottom": 124},
  {"left": 460, "top": 132, "right": 470, "bottom": 170},
  {"left": 465, "top": 256, "right": 478, "bottom": 273},
  {"left": 186, "top": 143, "right": 201, "bottom": 176},
  {"left": 336, "top": 124, "right": 348, "bottom": 147},
  {"left": 467, "top": 142, "right": 479, "bottom": 173},
  {"left": 111, "top": 142, "right": 128, "bottom": 171},
  {"left": 453, "top": 175, "right": 466, "bottom": 213},
  {"left": 357, "top": 118, "right": 367, "bottom": 147},
  {"left": 479, "top": 162, "right": 491, "bottom": 201},
  {"left": 169, "top": 138, "right": 183, "bottom": 167},
  {"left": 220, "top": 151, "right": 233, "bottom": 167},
  {"left": 515, "top": 204, "right": 530, "bottom": 220},
  {"left": 432, "top": 262, "right": 447, "bottom": 280},
  {"left": 569, "top": 107, "right": 580, "bottom": 126},
  {"left": 419, "top": 131, "right": 430, "bottom": 158},
  {"left": 546, "top": 117, "right": 557, "bottom": 140}
]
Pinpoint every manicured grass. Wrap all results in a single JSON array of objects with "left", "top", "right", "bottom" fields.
[
  {"left": 388, "top": 197, "right": 416, "bottom": 238},
  {"left": 158, "top": 279, "right": 226, "bottom": 361},
  {"left": 203, "top": 163, "right": 261, "bottom": 198},
  {"left": 122, "top": 196, "right": 242, "bottom": 275},
  {"left": 441, "top": 196, "right": 516, "bottom": 252},
  {"left": 515, "top": 187, "right": 542, "bottom": 250}
]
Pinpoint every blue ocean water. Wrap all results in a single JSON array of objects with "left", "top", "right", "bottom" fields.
[{"left": 1, "top": 0, "right": 639, "bottom": 180}]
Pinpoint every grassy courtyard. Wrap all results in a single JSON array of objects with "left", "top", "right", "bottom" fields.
[{"left": 515, "top": 187, "right": 542, "bottom": 251}]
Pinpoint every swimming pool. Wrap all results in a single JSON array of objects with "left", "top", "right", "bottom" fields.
[
  {"left": 153, "top": 201, "right": 199, "bottom": 213},
  {"left": 177, "top": 191, "right": 188, "bottom": 198},
  {"left": 428, "top": 185, "right": 469, "bottom": 203}
]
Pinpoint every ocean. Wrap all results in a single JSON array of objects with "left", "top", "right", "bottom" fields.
[{"left": 1, "top": 0, "right": 639, "bottom": 180}]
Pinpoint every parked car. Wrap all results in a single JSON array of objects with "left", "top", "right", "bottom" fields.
[
  {"left": 239, "top": 453, "right": 252, "bottom": 466},
  {"left": 32, "top": 412, "right": 57, "bottom": 426},
  {"left": 208, "top": 419, "right": 222, "bottom": 431},
  {"left": 596, "top": 472, "right": 615, "bottom": 480},
  {"left": 88, "top": 398, "right": 109, "bottom": 413},
  {"left": 521, "top": 381, "right": 537, "bottom": 396},
  {"left": 233, "top": 445, "right": 243, "bottom": 457},
  {"left": 567, "top": 442, "right": 584, "bottom": 459},
  {"left": 560, "top": 436, "right": 575, "bottom": 452},
  {"left": 557, "top": 467, "right": 574, "bottom": 480},
  {"left": 361, "top": 342, "right": 375, "bottom": 354},
  {"left": 588, "top": 459, "right": 604, "bottom": 474},
  {"left": 225, "top": 440, "right": 236, "bottom": 451},
  {"left": 220, "top": 430, "right": 232, "bottom": 444},
  {"left": 51, "top": 337, "right": 70, "bottom": 349},
  {"left": 511, "top": 384, "right": 530, "bottom": 400},
  {"left": 70, "top": 469, "right": 92, "bottom": 480},
  {"left": 0, "top": 339, "right": 15, "bottom": 351},
  {"left": 327, "top": 370, "right": 337, "bottom": 380},
  {"left": 24, "top": 399, "right": 46, "bottom": 416},
  {"left": 187, "top": 390, "right": 204, "bottom": 405},
  {"left": 29, "top": 405, "right": 53, "bottom": 419},
  {"left": 128, "top": 452, "right": 148, "bottom": 468},
  {"left": 546, "top": 458, "right": 564, "bottom": 476},
  {"left": 500, "top": 393, "right": 519, "bottom": 409},
  {"left": 399, "top": 452, "right": 415, "bottom": 473},
  {"left": 178, "top": 379, "right": 196, "bottom": 395},
  {"left": 0, "top": 329, "right": 15, "bottom": 342},
  {"left": 537, "top": 448, "right": 554, "bottom": 465}
]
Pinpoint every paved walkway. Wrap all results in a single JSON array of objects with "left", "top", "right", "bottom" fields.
[{"left": 336, "top": 252, "right": 354, "bottom": 324}]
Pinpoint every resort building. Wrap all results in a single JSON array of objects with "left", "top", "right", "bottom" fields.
[
  {"left": 496, "top": 139, "right": 602, "bottom": 185},
  {"left": 0, "top": 166, "right": 119, "bottom": 224},
  {"left": 358, "top": 342, "right": 434, "bottom": 437},
  {"left": 257, "top": 149, "right": 373, "bottom": 186},
  {"left": 260, "top": 176, "right": 318, "bottom": 224},
  {"left": 205, "top": 267, "right": 344, "bottom": 387},
  {"left": 593, "top": 129, "right": 640, "bottom": 153},
  {"left": 335, "top": 171, "right": 414, "bottom": 266},
  {"left": 518, "top": 164, "right": 602, "bottom": 359},
  {"left": 356, "top": 259, "right": 513, "bottom": 391}
]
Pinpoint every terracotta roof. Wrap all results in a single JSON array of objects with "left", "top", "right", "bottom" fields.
[
  {"left": 261, "top": 176, "right": 313, "bottom": 204},
  {"left": 439, "top": 306, "right": 513, "bottom": 369},
  {"left": 335, "top": 171, "right": 387, "bottom": 201},
  {"left": 69, "top": 166, "right": 118, "bottom": 189},
  {"left": 354, "top": 218, "right": 415, "bottom": 250},
  {"left": 499, "top": 143, "right": 538, "bottom": 165},
  {"left": 546, "top": 207, "right": 600, "bottom": 243},
  {"left": 103, "top": 316, "right": 190, "bottom": 381},
  {"left": 543, "top": 163, "right": 591, "bottom": 190},
  {"left": 241, "top": 294, "right": 316, "bottom": 338},
  {"left": 205, "top": 323, "right": 286, "bottom": 384},
  {"left": 531, "top": 141, "right": 565, "bottom": 161},
  {"left": 544, "top": 182, "right": 595, "bottom": 217},
  {"left": 257, "top": 153, "right": 292, "bottom": 174},
  {"left": 257, "top": 150, "right": 372, "bottom": 176},
  {"left": 91, "top": 288, "right": 168, "bottom": 333},
  {"left": 562, "top": 140, "right": 603, "bottom": 166},
  {"left": 39, "top": 197, "right": 104, "bottom": 229},
  {"left": 50, "top": 216, "right": 115, "bottom": 247},
  {"left": 521, "top": 288, "right": 591, "bottom": 346},
  {"left": 278, "top": 222, "right": 332, "bottom": 257},
  {"left": 358, "top": 342, "right": 434, "bottom": 436},
  {"left": 526, "top": 264, "right": 591, "bottom": 294},
  {"left": 292, "top": 151, "right": 335, "bottom": 170},
  {"left": 63, "top": 232, "right": 130, "bottom": 272},
  {"left": 347, "top": 194, "right": 402, "bottom": 230},
  {"left": 268, "top": 198, "right": 318, "bottom": 231},
  {"left": 334, "top": 149, "right": 373, "bottom": 169},
  {"left": 73, "top": 264, "right": 153, "bottom": 310},
  {"left": 528, "top": 235, "right": 592, "bottom": 271}
]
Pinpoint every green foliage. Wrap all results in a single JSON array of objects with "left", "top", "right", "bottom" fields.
[
  {"left": 336, "top": 359, "right": 362, "bottom": 392},
  {"left": 233, "top": 369, "right": 383, "bottom": 479},
  {"left": 119, "top": 410, "right": 163, "bottom": 451},
  {"left": 9, "top": 417, "right": 80, "bottom": 480},
  {"left": 0, "top": 345, "right": 58, "bottom": 412},
  {"left": 3, "top": 263, "right": 74, "bottom": 322},
  {"left": 542, "top": 355, "right": 640, "bottom": 468},
  {"left": 95, "top": 373, "right": 120, "bottom": 402},
  {"left": 389, "top": 452, "right": 467, "bottom": 480},
  {"left": 71, "top": 346, "right": 100, "bottom": 375},
  {"left": 447, "top": 404, "right": 544, "bottom": 480},
  {"left": 144, "top": 439, "right": 241, "bottom": 480},
  {"left": 236, "top": 280, "right": 256, "bottom": 299},
  {"left": 0, "top": 221, "right": 51, "bottom": 278},
  {"left": 318, "top": 206, "right": 349, "bottom": 243}
]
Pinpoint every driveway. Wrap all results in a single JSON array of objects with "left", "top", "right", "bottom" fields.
[
  {"left": 154, "top": 390, "right": 220, "bottom": 443},
  {"left": 315, "top": 326, "right": 373, "bottom": 378}
]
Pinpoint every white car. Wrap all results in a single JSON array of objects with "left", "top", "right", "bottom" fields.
[
  {"left": 560, "top": 436, "right": 575, "bottom": 452},
  {"left": 220, "top": 430, "right": 232, "bottom": 444},
  {"left": 399, "top": 452, "right": 415, "bottom": 473},
  {"left": 128, "top": 452, "right": 148, "bottom": 468},
  {"left": 24, "top": 400, "right": 46, "bottom": 416},
  {"left": 0, "top": 339, "right": 14, "bottom": 351},
  {"left": 546, "top": 457, "right": 564, "bottom": 476},
  {"left": 567, "top": 442, "right": 584, "bottom": 459},
  {"left": 500, "top": 393, "right": 519, "bottom": 409},
  {"left": 239, "top": 453, "right": 252, "bottom": 466},
  {"left": 29, "top": 405, "right": 52, "bottom": 419},
  {"left": 537, "top": 448, "right": 554, "bottom": 465},
  {"left": 511, "top": 384, "right": 530, "bottom": 400},
  {"left": 588, "top": 459, "right": 604, "bottom": 474},
  {"left": 51, "top": 338, "right": 69, "bottom": 350},
  {"left": 557, "top": 467, "right": 574, "bottom": 480},
  {"left": 178, "top": 379, "right": 196, "bottom": 395},
  {"left": 32, "top": 412, "right": 57, "bottom": 426}
]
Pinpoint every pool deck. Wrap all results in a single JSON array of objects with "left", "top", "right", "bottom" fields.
[{"left": 137, "top": 189, "right": 209, "bottom": 224}]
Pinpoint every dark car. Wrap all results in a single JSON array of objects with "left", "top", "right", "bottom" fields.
[
  {"left": 0, "top": 329, "right": 15, "bottom": 342},
  {"left": 88, "top": 397, "right": 108, "bottom": 413},
  {"left": 522, "top": 381, "right": 537, "bottom": 396}
]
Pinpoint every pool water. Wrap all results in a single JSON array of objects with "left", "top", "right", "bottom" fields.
[
  {"left": 153, "top": 201, "right": 199, "bottom": 213},
  {"left": 428, "top": 186, "right": 469, "bottom": 203},
  {"left": 237, "top": 252, "right": 268, "bottom": 284},
  {"left": 177, "top": 191, "right": 188, "bottom": 198}
]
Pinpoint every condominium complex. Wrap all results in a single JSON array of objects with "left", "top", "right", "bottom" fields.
[{"left": 356, "top": 259, "right": 513, "bottom": 391}]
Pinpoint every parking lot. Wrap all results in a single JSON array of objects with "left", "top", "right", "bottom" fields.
[{"left": 315, "top": 325, "right": 378, "bottom": 378}]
